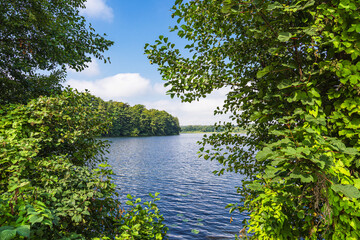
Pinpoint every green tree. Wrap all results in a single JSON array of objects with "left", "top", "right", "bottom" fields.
[
  {"left": 0, "top": 0, "right": 113, "bottom": 104},
  {"left": 146, "top": 0, "right": 360, "bottom": 238},
  {"left": 101, "top": 101, "right": 181, "bottom": 137},
  {"left": 102, "top": 101, "right": 134, "bottom": 137}
]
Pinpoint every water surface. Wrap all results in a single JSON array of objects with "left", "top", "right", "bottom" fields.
[{"left": 106, "top": 133, "right": 247, "bottom": 239}]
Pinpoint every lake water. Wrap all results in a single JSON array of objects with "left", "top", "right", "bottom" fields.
[{"left": 105, "top": 133, "right": 248, "bottom": 239}]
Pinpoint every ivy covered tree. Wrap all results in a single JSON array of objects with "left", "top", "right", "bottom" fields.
[{"left": 146, "top": 0, "right": 360, "bottom": 238}]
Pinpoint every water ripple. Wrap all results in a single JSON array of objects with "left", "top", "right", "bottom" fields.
[{"left": 105, "top": 134, "right": 247, "bottom": 239}]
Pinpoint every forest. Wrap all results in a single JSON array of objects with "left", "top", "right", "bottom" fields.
[{"left": 100, "top": 100, "right": 180, "bottom": 137}]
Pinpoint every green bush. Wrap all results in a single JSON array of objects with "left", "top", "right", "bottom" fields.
[{"left": 0, "top": 89, "right": 167, "bottom": 239}]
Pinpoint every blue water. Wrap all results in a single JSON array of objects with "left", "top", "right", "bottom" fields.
[{"left": 105, "top": 133, "right": 248, "bottom": 239}]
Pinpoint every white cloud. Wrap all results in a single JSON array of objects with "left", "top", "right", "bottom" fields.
[
  {"left": 145, "top": 89, "right": 231, "bottom": 125},
  {"left": 65, "top": 72, "right": 232, "bottom": 125},
  {"left": 79, "top": 0, "right": 114, "bottom": 22},
  {"left": 153, "top": 82, "right": 170, "bottom": 95},
  {"left": 68, "top": 58, "right": 100, "bottom": 76},
  {"left": 65, "top": 73, "right": 151, "bottom": 100}
]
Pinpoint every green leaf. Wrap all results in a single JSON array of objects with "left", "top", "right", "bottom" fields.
[
  {"left": 7, "top": 181, "right": 30, "bottom": 192},
  {"left": 247, "top": 182, "right": 263, "bottom": 191},
  {"left": 0, "top": 227, "right": 14, "bottom": 232},
  {"left": 256, "top": 147, "right": 272, "bottom": 161},
  {"left": 297, "top": 211, "right": 304, "bottom": 218},
  {"left": 354, "top": 179, "right": 360, "bottom": 189},
  {"left": 125, "top": 200, "right": 134, "bottom": 206},
  {"left": 16, "top": 225, "right": 30, "bottom": 238},
  {"left": 289, "top": 172, "right": 314, "bottom": 183},
  {"left": 267, "top": 2, "right": 283, "bottom": 10},
  {"left": 0, "top": 229, "right": 17, "bottom": 240},
  {"left": 263, "top": 166, "right": 278, "bottom": 179},
  {"left": 343, "top": 147, "right": 358, "bottom": 155},
  {"left": 314, "top": 155, "right": 332, "bottom": 169},
  {"left": 278, "top": 32, "right": 292, "bottom": 42},
  {"left": 257, "top": 66, "right": 273, "bottom": 78},
  {"left": 301, "top": 0, "right": 315, "bottom": 10},
  {"left": 72, "top": 214, "right": 82, "bottom": 223},
  {"left": 331, "top": 184, "right": 360, "bottom": 199},
  {"left": 303, "top": 27, "right": 317, "bottom": 36},
  {"left": 277, "top": 80, "right": 293, "bottom": 89},
  {"left": 156, "top": 232, "right": 162, "bottom": 240},
  {"left": 191, "top": 229, "right": 200, "bottom": 234},
  {"left": 287, "top": 91, "right": 307, "bottom": 103},
  {"left": 29, "top": 215, "right": 44, "bottom": 224}
]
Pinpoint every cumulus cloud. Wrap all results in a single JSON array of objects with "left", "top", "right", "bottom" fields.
[
  {"left": 79, "top": 0, "right": 114, "bottom": 22},
  {"left": 145, "top": 88, "right": 231, "bottom": 125},
  {"left": 65, "top": 72, "right": 232, "bottom": 125},
  {"left": 153, "top": 82, "right": 170, "bottom": 95},
  {"left": 66, "top": 73, "right": 151, "bottom": 100}
]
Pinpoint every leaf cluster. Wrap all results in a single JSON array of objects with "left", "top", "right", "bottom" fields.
[
  {"left": 0, "top": 0, "right": 113, "bottom": 104},
  {"left": 0, "top": 89, "right": 168, "bottom": 239},
  {"left": 146, "top": 0, "right": 360, "bottom": 238}
]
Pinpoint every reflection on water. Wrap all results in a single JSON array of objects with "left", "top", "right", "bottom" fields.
[{"left": 105, "top": 133, "right": 248, "bottom": 239}]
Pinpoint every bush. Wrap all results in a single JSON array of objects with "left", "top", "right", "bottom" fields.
[{"left": 0, "top": 89, "right": 167, "bottom": 239}]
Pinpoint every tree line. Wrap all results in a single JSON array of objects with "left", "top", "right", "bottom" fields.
[
  {"left": 100, "top": 101, "right": 180, "bottom": 137},
  {"left": 181, "top": 125, "right": 244, "bottom": 133}
]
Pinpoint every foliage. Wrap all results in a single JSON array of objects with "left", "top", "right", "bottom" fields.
[
  {"left": 181, "top": 125, "right": 244, "bottom": 133},
  {"left": 115, "top": 193, "right": 167, "bottom": 240},
  {"left": 0, "top": 90, "right": 168, "bottom": 239},
  {"left": 101, "top": 101, "right": 181, "bottom": 137},
  {"left": 1, "top": 0, "right": 168, "bottom": 238},
  {"left": 0, "top": 89, "right": 112, "bottom": 239},
  {"left": 0, "top": 0, "right": 113, "bottom": 104},
  {"left": 146, "top": 0, "right": 360, "bottom": 239},
  {"left": 93, "top": 193, "right": 168, "bottom": 240}
]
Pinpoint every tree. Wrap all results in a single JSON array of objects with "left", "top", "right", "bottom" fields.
[
  {"left": 101, "top": 101, "right": 181, "bottom": 137},
  {"left": 0, "top": 0, "right": 113, "bottom": 104},
  {"left": 146, "top": 0, "right": 360, "bottom": 238}
]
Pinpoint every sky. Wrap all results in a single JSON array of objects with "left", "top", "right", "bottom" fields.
[{"left": 65, "top": 0, "right": 230, "bottom": 125}]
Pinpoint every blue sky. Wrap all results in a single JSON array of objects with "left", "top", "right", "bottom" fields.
[{"left": 65, "top": 0, "right": 229, "bottom": 125}]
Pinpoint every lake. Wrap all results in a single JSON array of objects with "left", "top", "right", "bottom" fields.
[{"left": 105, "top": 133, "right": 248, "bottom": 239}]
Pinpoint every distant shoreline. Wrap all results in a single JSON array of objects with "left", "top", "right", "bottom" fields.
[
  {"left": 181, "top": 131, "right": 246, "bottom": 134},
  {"left": 180, "top": 125, "right": 246, "bottom": 134}
]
